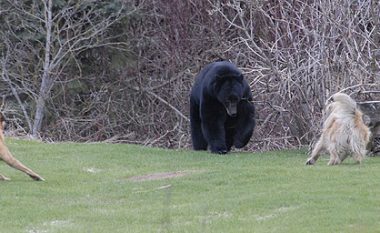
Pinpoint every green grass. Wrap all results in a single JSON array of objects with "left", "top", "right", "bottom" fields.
[{"left": 1, "top": 139, "right": 380, "bottom": 233}]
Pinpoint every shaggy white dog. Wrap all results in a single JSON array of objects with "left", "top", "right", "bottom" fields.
[{"left": 306, "top": 93, "right": 371, "bottom": 165}]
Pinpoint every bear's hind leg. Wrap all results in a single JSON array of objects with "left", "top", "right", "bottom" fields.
[
  {"left": 191, "top": 120, "right": 208, "bottom": 150},
  {"left": 190, "top": 99, "right": 208, "bottom": 150}
]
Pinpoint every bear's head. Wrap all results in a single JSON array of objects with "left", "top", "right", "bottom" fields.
[{"left": 214, "top": 75, "right": 244, "bottom": 117}]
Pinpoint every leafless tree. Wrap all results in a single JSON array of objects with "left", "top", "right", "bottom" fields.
[{"left": 1, "top": 0, "right": 133, "bottom": 137}]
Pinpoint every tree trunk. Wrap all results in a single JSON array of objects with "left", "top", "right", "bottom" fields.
[
  {"left": 32, "top": 76, "right": 53, "bottom": 137},
  {"left": 31, "top": 0, "right": 53, "bottom": 138}
]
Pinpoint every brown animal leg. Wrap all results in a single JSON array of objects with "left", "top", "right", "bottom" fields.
[
  {"left": 306, "top": 138, "right": 324, "bottom": 165},
  {"left": 0, "top": 142, "right": 44, "bottom": 181}
]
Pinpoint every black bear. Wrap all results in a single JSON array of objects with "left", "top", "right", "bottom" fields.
[{"left": 190, "top": 61, "right": 256, "bottom": 154}]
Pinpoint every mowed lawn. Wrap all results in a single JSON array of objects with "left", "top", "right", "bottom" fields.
[{"left": 1, "top": 139, "right": 380, "bottom": 233}]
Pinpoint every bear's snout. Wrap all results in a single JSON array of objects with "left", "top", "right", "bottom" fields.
[{"left": 225, "top": 102, "right": 237, "bottom": 117}]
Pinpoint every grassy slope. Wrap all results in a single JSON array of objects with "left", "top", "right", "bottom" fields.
[{"left": 1, "top": 139, "right": 380, "bottom": 233}]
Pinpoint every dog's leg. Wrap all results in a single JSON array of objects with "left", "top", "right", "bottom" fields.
[
  {"left": 327, "top": 149, "right": 341, "bottom": 165},
  {"left": 306, "top": 137, "right": 324, "bottom": 165},
  {"left": 0, "top": 142, "right": 44, "bottom": 181},
  {"left": 351, "top": 135, "right": 368, "bottom": 164},
  {"left": 352, "top": 152, "right": 365, "bottom": 164},
  {"left": 0, "top": 174, "right": 10, "bottom": 181}
]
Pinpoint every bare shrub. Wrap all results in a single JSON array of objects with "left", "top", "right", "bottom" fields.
[
  {"left": 1, "top": 0, "right": 379, "bottom": 151},
  {"left": 207, "top": 0, "right": 380, "bottom": 150}
]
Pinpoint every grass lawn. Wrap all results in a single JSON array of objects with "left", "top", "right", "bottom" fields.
[{"left": 1, "top": 139, "right": 380, "bottom": 233}]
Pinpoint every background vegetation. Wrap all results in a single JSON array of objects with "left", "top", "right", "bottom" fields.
[
  {"left": 1, "top": 140, "right": 380, "bottom": 233},
  {"left": 0, "top": 0, "right": 379, "bottom": 150}
]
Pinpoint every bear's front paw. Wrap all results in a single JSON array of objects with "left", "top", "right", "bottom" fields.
[{"left": 210, "top": 145, "right": 228, "bottom": 154}]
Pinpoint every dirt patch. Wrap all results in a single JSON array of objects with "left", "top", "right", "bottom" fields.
[
  {"left": 128, "top": 170, "right": 193, "bottom": 182},
  {"left": 255, "top": 206, "right": 300, "bottom": 222},
  {"left": 83, "top": 167, "right": 102, "bottom": 173},
  {"left": 27, "top": 220, "right": 71, "bottom": 233}
]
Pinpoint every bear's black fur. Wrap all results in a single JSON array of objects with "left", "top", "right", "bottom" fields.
[{"left": 190, "top": 61, "right": 256, "bottom": 154}]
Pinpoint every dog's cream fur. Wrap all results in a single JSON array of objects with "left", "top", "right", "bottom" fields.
[
  {"left": 306, "top": 93, "right": 371, "bottom": 165},
  {"left": 0, "top": 113, "right": 44, "bottom": 181}
]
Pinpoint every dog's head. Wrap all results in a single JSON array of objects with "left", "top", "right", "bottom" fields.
[
  {"left": 331, "top": 93, "right": 356, "bottom": 104},
  {"left": 325, "top": 92, "right": 358, "bottom": 115}
]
